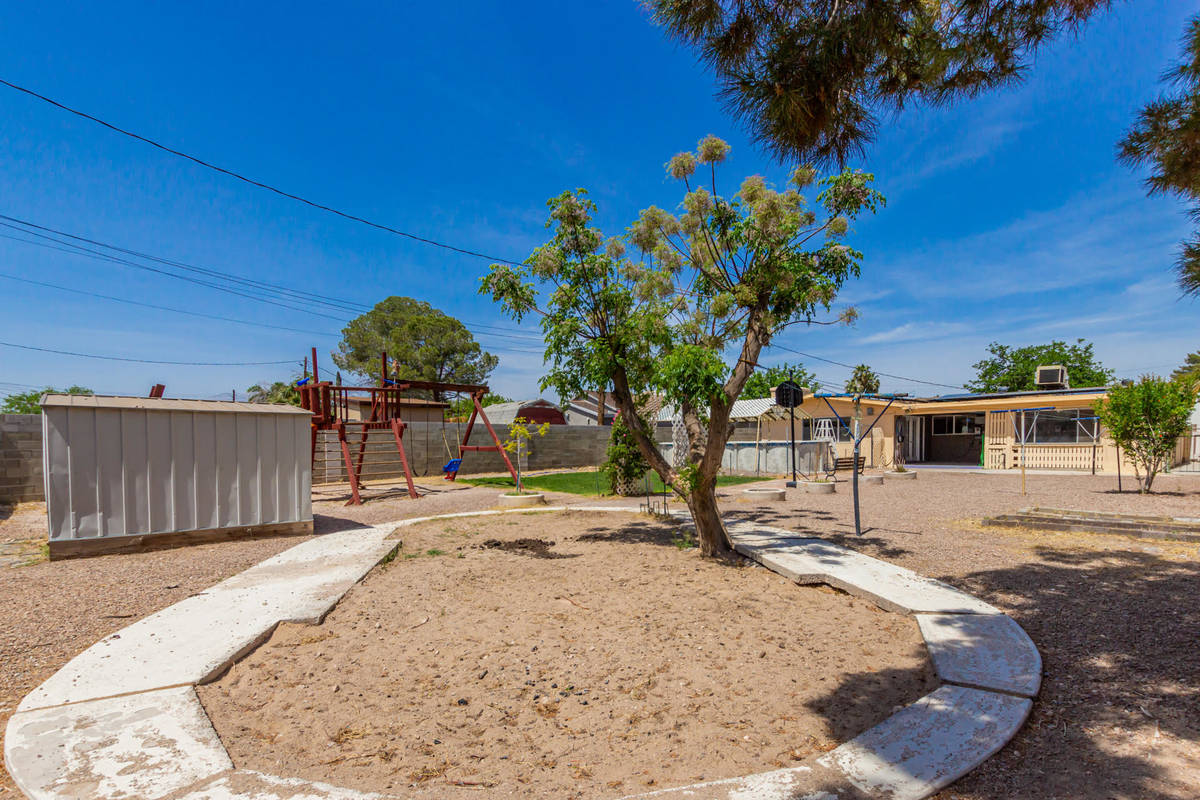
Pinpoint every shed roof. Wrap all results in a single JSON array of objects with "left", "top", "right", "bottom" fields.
[{"left": 40, "top": 394, "right": 313, "bottom": 416}]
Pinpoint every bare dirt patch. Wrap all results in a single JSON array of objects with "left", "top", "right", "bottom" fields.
[{"left": 199, "top": 510, "right": 935, "bottom": 798}]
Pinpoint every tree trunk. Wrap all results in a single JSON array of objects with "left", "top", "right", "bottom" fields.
[{"left": 687, "top": 478, "right": 733, "bottom": 557}]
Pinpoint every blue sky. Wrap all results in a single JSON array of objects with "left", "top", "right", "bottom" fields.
[{"left": 0, "top": 1, "right": 1197, "bottom": 402}]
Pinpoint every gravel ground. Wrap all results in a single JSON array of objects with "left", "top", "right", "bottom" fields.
[
  {"left": 200, "top": 512, "right": 934, "bottom": 798},
  {"left": 3, "top": 470, "right": 1197, "bottom": 798},
  {"left": 0, "top": 482, "right": 524, "bottom": 796},
  {"left": 727, "top": 470, "right": 1200, "bottom": 800}
]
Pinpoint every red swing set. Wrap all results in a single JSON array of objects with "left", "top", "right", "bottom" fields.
[{"left": 297, "top": 347, "right": 518, "bottom": 505}]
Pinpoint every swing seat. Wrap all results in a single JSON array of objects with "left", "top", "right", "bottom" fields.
[{"left": 442, "top": 458, "right": 463, "bottom": 478}]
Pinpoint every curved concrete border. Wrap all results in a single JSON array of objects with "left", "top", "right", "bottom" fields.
[{"left": 5, "top": 507, "right": 1040, "bottom": 800}]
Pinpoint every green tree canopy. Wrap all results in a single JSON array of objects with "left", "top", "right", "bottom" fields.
[
  {"left": 1, "top": 385, "right": 92, "bottom": 414},
  {"left": 333, "top": 296, "right": 498, "bottom": 400},
  {"left": 1098, "top": 375, "right": 1197, "bottom": 493},
  {"left": 246, "top": 379, "right": 301, "bottom": 406},
  {"left": 845, "top": 364, "right": 880, "bottom": 394},
  {"left": 649, "top": 1, "right": 1105, "bottom": 165},
  {"left": 482, "top": 135, "right": 882, "bottom": 555},
  {"left": 1120, "top": 16, "right": 1200, "bottom": 295},
  {"left": 739, "top": 362, "right": 818, "bottom": 400},
  {"left": 1172, "top": 351, "right": 1200, "bottom": 383},
  {"left": 967, "top": 340, "right": 1113, "bottom": 393}
]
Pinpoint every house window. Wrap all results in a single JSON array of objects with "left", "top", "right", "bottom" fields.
[
  {"left": 1016, "top": 409, "right": 1097, "bottom": 444},
  {"left": 931, "top": 415, "right": 978, "bottom": 435}
]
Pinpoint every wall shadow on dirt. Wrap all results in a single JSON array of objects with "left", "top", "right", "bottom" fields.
[{"left": 313, "top": 515, "right": 374, "bottom": 535}]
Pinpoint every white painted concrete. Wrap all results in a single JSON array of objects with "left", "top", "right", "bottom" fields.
[
  {"left": 731, "top": 533, "right": 1000, "bottom": 615},
  {"left": 19, "top": 526, "right": 400, "bottom": 712},
  {"left": 6, "top": 505, "right": 1039, "bottom": 800},
  {"left": 4, "top": 687, "right": 231, "bottom": 800},
  {"left": 819, "top": 685, "right": 1032, "bottom": 800},
  {"left": 169, "top": 770, "right": 391, "bottom": 799},
  {"left": 917, "top": 613, "right": 1042, "bottom": 697}
]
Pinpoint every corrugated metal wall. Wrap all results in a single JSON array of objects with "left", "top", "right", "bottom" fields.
[{"left": 43, "top": 405, "right": 311, "bottom": 543}]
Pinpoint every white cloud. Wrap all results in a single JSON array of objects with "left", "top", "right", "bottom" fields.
[{"left": 856, "top": 321, "right": 969, "bottom": 345}]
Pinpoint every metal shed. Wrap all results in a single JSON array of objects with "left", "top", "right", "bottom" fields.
[{"left": 42, "top": 394, "right": 313, "bottom": 559}]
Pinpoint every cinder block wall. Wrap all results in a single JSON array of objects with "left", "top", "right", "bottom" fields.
[
  {"left": 314, "top": 423, "right": 612, "bottom": 484},
  {"left": 0, "top": 414, "right": 43, "bottom": 503},
  {"left": 3, "top": 414, "right": 615, "bottom": 494}
]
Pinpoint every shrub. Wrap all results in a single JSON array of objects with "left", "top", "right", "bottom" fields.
[{"left": 603, "top": 413, "right": 651, "bottom": 495}]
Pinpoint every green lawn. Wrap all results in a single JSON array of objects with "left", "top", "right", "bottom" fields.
[{"left": 460, "top": 470, "right": 766, "bottom": 497}]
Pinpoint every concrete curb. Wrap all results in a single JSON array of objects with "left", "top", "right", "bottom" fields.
[{"left": 5, "top": 506, "right": 1040, "bottom": 800}]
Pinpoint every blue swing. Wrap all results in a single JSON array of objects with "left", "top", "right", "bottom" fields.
[{"left": 442, "top": 457, "right": 463, "bottom": 474}]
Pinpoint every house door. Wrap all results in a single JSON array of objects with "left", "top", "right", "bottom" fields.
[{"left": 901, "top": 416, "right": 925, "bottom": 462}]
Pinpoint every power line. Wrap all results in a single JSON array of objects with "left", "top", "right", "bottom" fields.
[
  {"left": 0, "top": 213, "right": 371, "bottom": 315},
  {"left": 0, "top": 271, "right": 338, "bottom": 337},
  {"left": 0, "top": 341, "right": 296, "bottom": 366},
  {"left": 0, "top": 77, "right": 525, "bottom": 266},
  {"left": 0, "top": 213, "right": 549, "bottom": 343},
  {"left": 0, "top": 223, "right": 349, "bottom": 320},
  {"left": 767, "top": 343, "right": 967, "bottom": 391}
]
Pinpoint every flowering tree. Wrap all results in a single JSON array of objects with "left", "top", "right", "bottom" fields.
[
  {"left": 481, "top": 136, "right": 882, "bottom": 555},
  {"left": 502, "top": 416, "right": 550, "bottom": 493}
]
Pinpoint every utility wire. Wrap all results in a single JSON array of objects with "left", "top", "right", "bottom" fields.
[
  {"left": 0, "top": 341, "right": 296, "bottom": 366},
  {"left": 0, "top": 213, "right": 371, "bottom": 314},
  {"left": 0, "top": 77, "right": 525, "bottom": 266},
  {"left": 768, "top": 343, "right": 966, "bottom": 391},
  {"left": 0, "top": 224, "right": 348, "bottom": 320},
  {"left": 0, "top": 214, "right": 548, "bottom": 343},
  {"left": 0, "top": 271, "right": 337, "bottom": 337}
]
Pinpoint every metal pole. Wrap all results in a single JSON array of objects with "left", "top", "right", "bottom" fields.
[
  {"left": 852, "top": 395, "right": 862, "bottom": 536},
  {"left": 1020, "top": 409, "right": 1026, "bottom": 496},
  {"left": 787, "top": 400, "right": 797, "bottom": 486}
]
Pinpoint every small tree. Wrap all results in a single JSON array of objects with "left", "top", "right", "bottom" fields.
[
  {"left": 482, "top": 135, "right": 882, "bottom": 555},
  {"left": 1098, "top": 376, "right": 1198, "bottom": 493},
  {"left": 603, "top": 412, "right": 652, "bottom": 495},
  {"left": 1, "top": 386, "right": 92, "bottom": 414},
  {"left": 845, "top": 364, "right": 880, "bottom": 394},
  {"left": 502, "top": 416, "right": 550, "bottom": 493}
]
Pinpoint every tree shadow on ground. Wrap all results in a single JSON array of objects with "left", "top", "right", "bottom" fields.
[
  {"left": 803, "top": 657, "right": 940, "bottom": 742},
  {"left": 948, "top": 546, "right": 1198, "bottom": 797},
  {"left": 576, "top": 519, "right": 693, "bottom": 548},
  {"left": 791, "top": 547, "right": 1200, "bottom": 798},
  {"left": 726, "top": 508, "right": 914, "bottom": 561}
]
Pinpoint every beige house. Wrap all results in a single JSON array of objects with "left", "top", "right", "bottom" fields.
[{"left": 702, "top": 386, "right": 1191, "bottom": 475}]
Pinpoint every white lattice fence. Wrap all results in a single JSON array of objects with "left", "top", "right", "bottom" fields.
[{"left": 1012, "top": 445, "right": 1096, "bottom": 471}]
